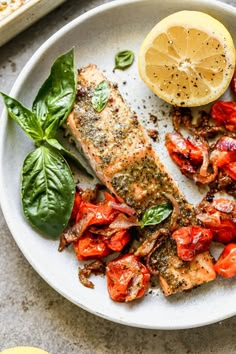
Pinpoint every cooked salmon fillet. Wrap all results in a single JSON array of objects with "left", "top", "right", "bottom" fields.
[
  {"left": 151, "top": 238, "right": 216, "bottom": 296},
  {"left": 66, "top": 64, "right": 216, "bottom": 295}
]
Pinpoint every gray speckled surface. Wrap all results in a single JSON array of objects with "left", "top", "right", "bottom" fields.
[{"left": 1, "top": 0, "right": 236, "bottom": 353}]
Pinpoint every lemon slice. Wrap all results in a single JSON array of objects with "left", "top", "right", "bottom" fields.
[
  {"left": 1, "top": 347, "right": 49, "bottom": 354},
  {"left": 138, "top": 11, "right": 235, "bottom": 107}
]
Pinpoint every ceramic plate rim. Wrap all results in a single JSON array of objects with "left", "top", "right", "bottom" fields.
[{"left": 0, "top": 0, "right": 236, "bottom": 330}]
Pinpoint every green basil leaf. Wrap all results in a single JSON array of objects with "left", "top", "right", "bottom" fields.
[
  {"left": 1, "top": 93, "right": 44, "bottom": 142},
  {"left": 21, "top": 145, "right": 75, "bottom": 238},
  {"left": 91, "top": 80, "right": 110, "bottom": 112},
  {"left": 114, "top": 50, "right": 134, "bottom": 70},
  {"left": 32, "top": 48, "right": 76, "bottom": 138},
  {"left": 141, "top": 202, "right": 173, "bottom": 228},
  {"left": 46, "top": 138, "right": 94, "bottom": 178}
]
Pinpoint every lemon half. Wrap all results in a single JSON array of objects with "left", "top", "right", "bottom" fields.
[{"left": 138, "top": 11, "right": 235, "bottom": 107}]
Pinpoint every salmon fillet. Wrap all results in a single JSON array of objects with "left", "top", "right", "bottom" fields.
[
  {"left": 66, "top": 64, "right": 216, "bottom": 295},
  {"left": 150, "top": 238, "right": 216, "bottom": 296}
]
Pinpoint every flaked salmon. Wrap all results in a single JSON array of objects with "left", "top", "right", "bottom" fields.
[{"left": 66, "top": 64, "right": 216, "bottom": 295}]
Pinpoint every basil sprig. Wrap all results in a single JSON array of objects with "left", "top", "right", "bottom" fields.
[
  {"left": 114, "top": 50, "right": 134, "bottom": 70},
  {"left": 92, "top": 80, "right": 110, "bottom": 112},
  {"left": 32, "top": 49, "right": 76, "bottom": 138},
  {"left": 1, "top": 49, "right": 91, "bottom": 238},
  {"left": 140, "top": 202, "right": 173, "bottom": 228},
  {"left": 0, "top": 94, "right": 44, "bottom": 143}
]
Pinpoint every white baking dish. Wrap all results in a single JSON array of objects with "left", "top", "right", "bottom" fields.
[{"left": 0, "top": 0, "right": 66, "bottom": 47}]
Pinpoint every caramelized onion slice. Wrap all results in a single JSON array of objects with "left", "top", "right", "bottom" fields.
[{"left": 79, "top": 260, "right": 106, "bottom": 288}]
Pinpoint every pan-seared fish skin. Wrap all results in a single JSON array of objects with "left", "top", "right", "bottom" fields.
[{"left": 66, "top": 64, "right": 216, "bottom": 295}]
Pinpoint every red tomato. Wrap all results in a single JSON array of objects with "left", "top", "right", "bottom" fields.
[
  {"left": 103, "top": 230, "right": 131, "bottom": 252},
  {"left": 212, "top": 225, "right": 236, "bottom": 244},
  {"left": 211, "top": 101, "right": 236, "bottom": 132},
  {"left": 211, "top": 136, "right": 236, "bottom": 168},
  {"left": 223, "top": 162, "right": 236, "bottom": 181},
  {"left": 214, "top": 243, "right": 236, "bottom": 278},
  {"left": 172, "top": 226, "right": 213, "bottom": 261},
  {"left": 103, "top": 191, "right": 117, "bottom": 202},
  {"left": 106, "top": 254, "right": 150, "bottom": 302},
  {"left": 197, "top": 198, "right": 236, "bottom": 244},
  {"left": 165, "top": 132, "right": 203, "bottom": 175},
  {"left": 74, "top": 232, "right": 111, "bottom": 260},
  {"left": 76, "top": 200, "right": 116, "bottom": 225},
  {"left": 70, "top": 192, "right": 82, "bottom": 222}
]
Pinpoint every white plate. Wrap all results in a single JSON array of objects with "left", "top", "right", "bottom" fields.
[{"left": 0, "top": 0, "right": 236, "bottom": 330}]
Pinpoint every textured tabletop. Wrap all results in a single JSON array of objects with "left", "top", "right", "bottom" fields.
[{"left": 0, "top": 0, "right": 236, "bottom": 353}]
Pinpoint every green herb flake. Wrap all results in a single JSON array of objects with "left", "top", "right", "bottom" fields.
[
  {"left": 114, "top": 50, "right": 134, "bottom": 70},
  {"left": 92, "top": 80, "right": 110, "bottom": 113},
  {"left": 140, "top": 202, "right": 173, "bottom": 228}
]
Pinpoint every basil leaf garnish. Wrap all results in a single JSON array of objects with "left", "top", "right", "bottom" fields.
[
  {"left": 32, "top": 48, "right": 76, "bottom": 138},
  {"left": 114, "top": 50, "right": 134, "bottom": 70},
  {"left": 21, "top": 146, "right": 75, "bottom": 238},
  {"left": 0, "top": 93, "right": 44, "bottom": 143},
  {"left": 46, "top": 138, "right": 93, "bottom": 178},
  {"left": 141, "top": 202, "right": 173, "bottom": 228},
  {"left": 92, "top": 80, "right": 110, "bottom": 112}
]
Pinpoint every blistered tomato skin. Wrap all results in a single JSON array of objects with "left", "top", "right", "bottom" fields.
[
  {"left": 74, "top": 232, "right": 111, "bottom": 260},
  {"left": 165, "top": 132, "right": 203, "bottom": 175},
  {"left": 197, "top": 198, "right": 236, "bottom": 244},
  {"left": 103, "top": 229, "right": 131, "bottom": 252},
  {"left": 172, "top": 226, "right": 213, "bottom": 261},
  {"left": 211, "top": 101, "right": 236, "bottom": 132},
  {"left": 106, "top": 254, "right": 150, "bottom": 302},
  {"left": 70, "top": 192, "right": 82, "bottom": 222},
  {"left": 214, "top": 243, "right": 236, "bottom": 278}
]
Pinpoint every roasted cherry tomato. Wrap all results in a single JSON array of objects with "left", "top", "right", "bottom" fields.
[
  {"left": 74, "top": 232, "right": 111, "bottom": 260},
  {"left": 103, "top": 229, "right": 131, "bottom": 252},
  {"left": 223, "top": 162, "right": 236, "bottom": 181},
  {"left": 165, "top": 132, "right": 203, "bottom": 175},
  {"left": 214, "top": 243, "right": 236, "bottom": 278},
  {"left": 211, "top": 101, "right": 236, "bottom": 132},
  {"left": 70, "top": 192, "right": 82, "bottom": 222},
  {"left": 197, "top": 198, "right": 236, "bottom": 244},
  {"left": 172, "top": 226, "right": 213, "bottom": 261},
  {"left": 76, "top": 200, "right": 117, "bottom": 225},
  {"left": 106, "top": 254, "right": 150, "bottom": 302},
  {"left": 211, "top": 136, "right": 236, "bottom": 168}
]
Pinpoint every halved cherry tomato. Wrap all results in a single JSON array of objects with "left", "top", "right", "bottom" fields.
[
  {"left": 70, "top": 192, "right": 82, "bottom": 222},
  {"left": 76, "top": 200, "right": 117, "bottom": 225},
  {"left": 211, "top": 101, "right": 236, "bottom": 132},
  {"left": 172, "top": 226, "right": 213, "bottom": 261},
  {"left": 106, "top": 254, "right": 150, "bottom": 302},
  {"left": 211, "top": 136, "right": 236, "bottom": 168},
  {"left": 74, "top": 232, "right": 111, "bottom": 260},
  {"left": 165, "top": 132, "right": 203, "bottom": 175},
  {"left": 197, "top": 198, "right": 236, "bottom": 244},
  {"left": 214, "top": 243, "right": 236, "bottom": 278},
  {"left": 103, "top": 229, "right": 131, "bottom": 252},
  {"left": 223, "top": 162, "right": 236, "bottom": 181}
]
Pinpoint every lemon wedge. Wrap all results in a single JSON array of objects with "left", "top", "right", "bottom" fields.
[{"left": 138, "top": 11, "right": 235, "bottom": 107}]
